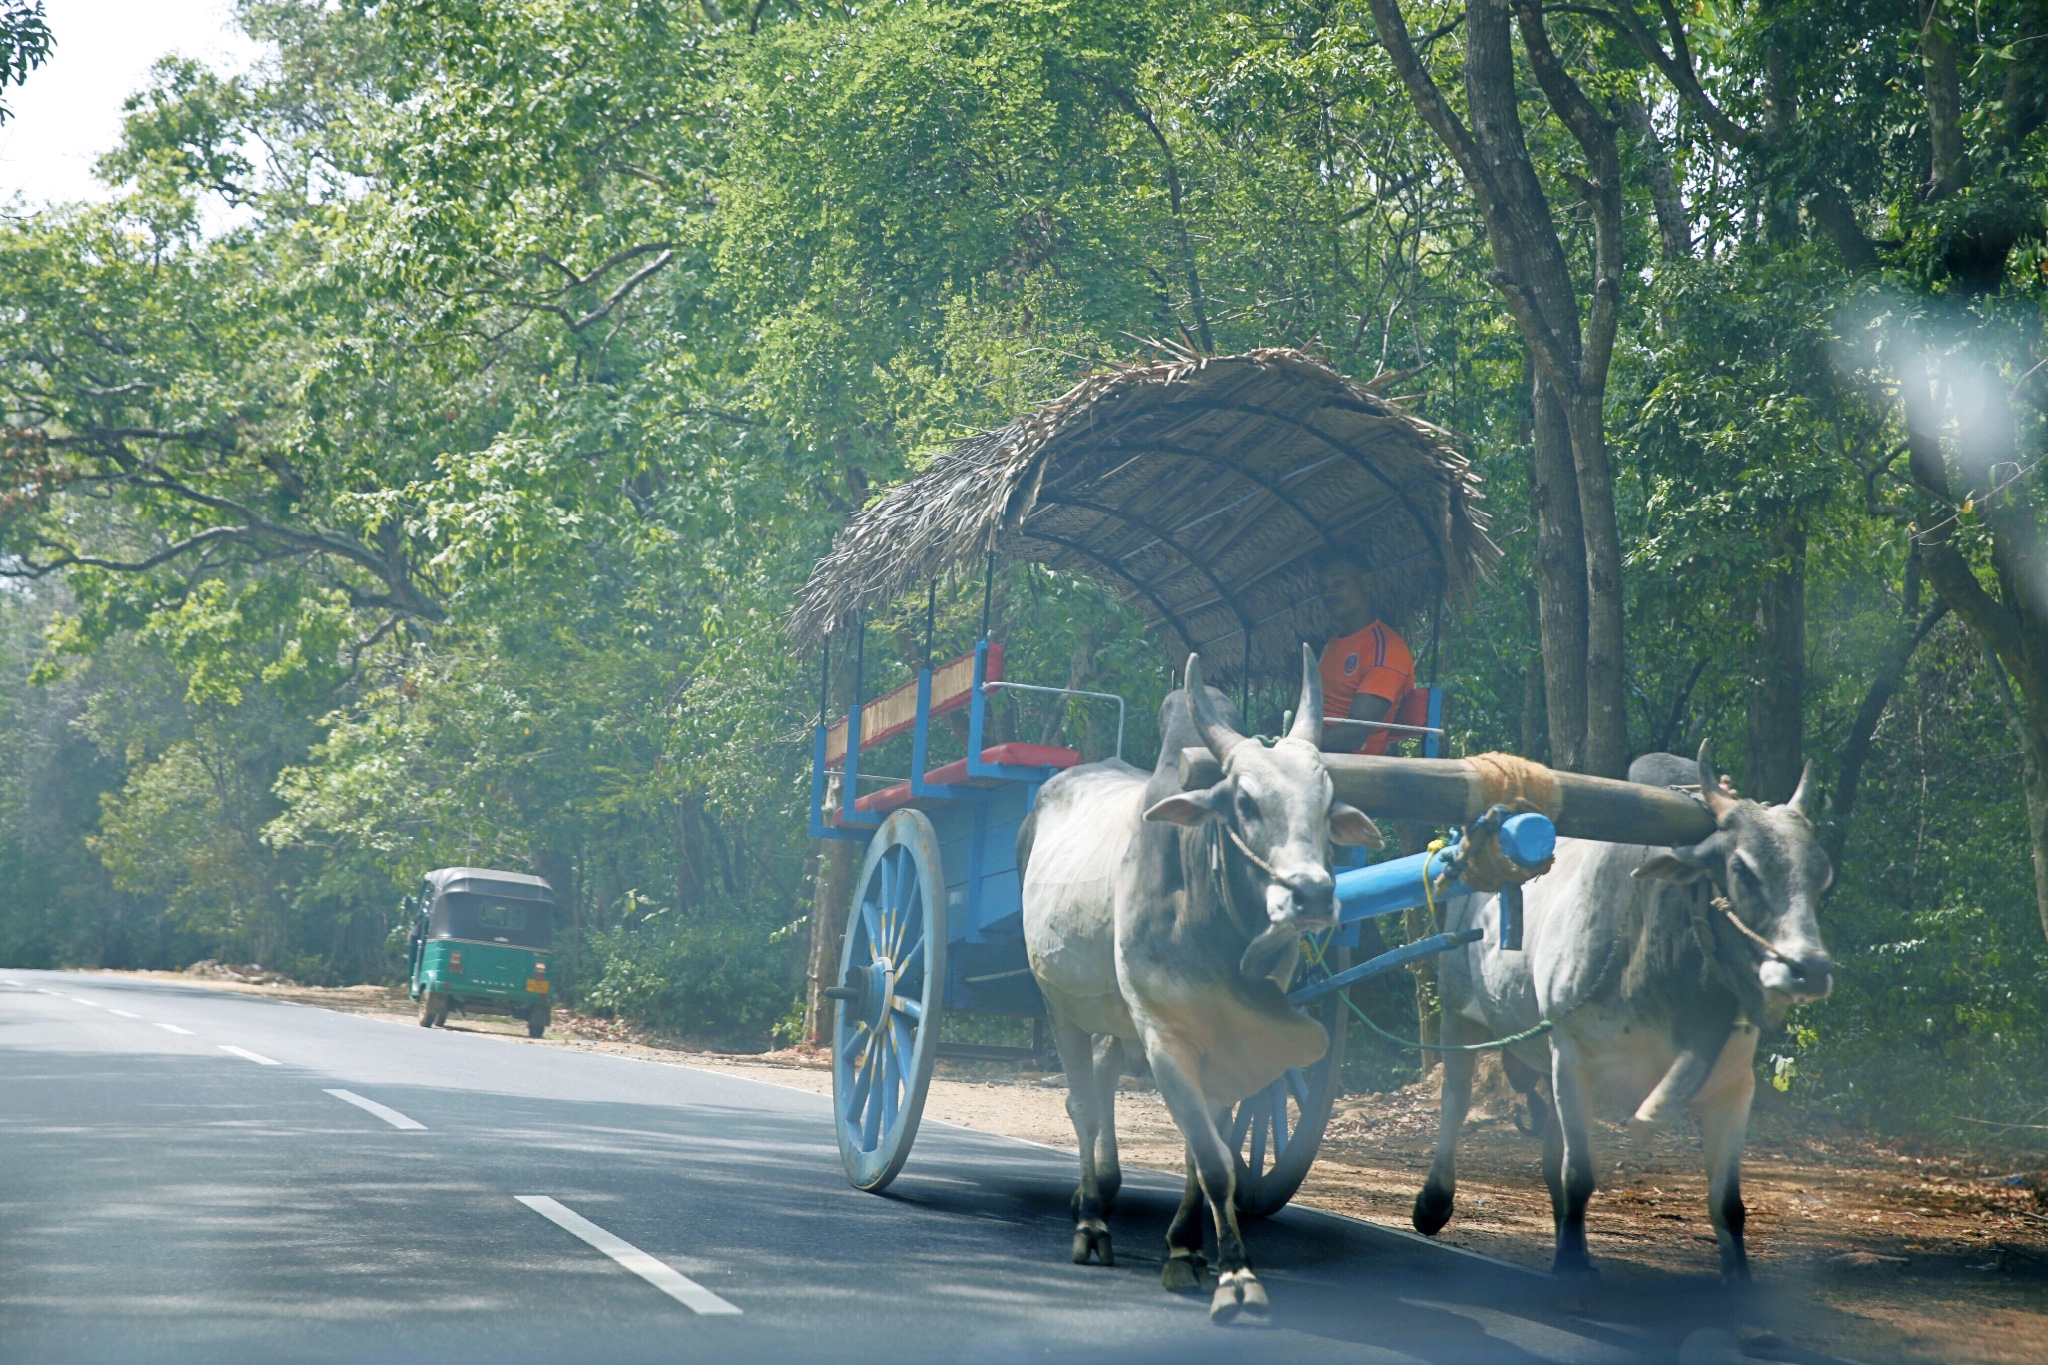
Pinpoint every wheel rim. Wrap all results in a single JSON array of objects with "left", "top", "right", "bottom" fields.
[
  {"left": 1229, "top": 936, "right": 1348, "bottom": 1216},
  {"left": 833, "top": 808, "right": 946, "bottom": 1191}
]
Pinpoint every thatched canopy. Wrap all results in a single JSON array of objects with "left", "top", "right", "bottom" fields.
[{"left": 791, "top": 350, "right": 1498, "bottom": 686}]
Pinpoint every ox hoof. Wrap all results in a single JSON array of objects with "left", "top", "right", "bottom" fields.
[
  {"left": 1162, "top": 1254, "right": 1203, "bottom": 1293},
  {"left": 1209, "top": 1269, "right": 1269, "bottom": 1325},
  {"left": 1071, "top": 1223, "right": 1114, "bottom": 1267},
  {"left": 1412, "top": 1183, "right": 1454, "bottom": 1236}
]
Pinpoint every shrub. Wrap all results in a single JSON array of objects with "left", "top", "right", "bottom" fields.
[{"left": 584, "top": 911, "right": 796, "bottom": 1047}]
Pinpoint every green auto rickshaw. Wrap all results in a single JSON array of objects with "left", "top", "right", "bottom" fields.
[{"left": 406, "top": 867, "right": 556, "bottom": 1036}]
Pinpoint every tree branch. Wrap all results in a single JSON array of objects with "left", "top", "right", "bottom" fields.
[
  {"left": 1365, "top": 0, "right": 1498, "bottom": 211},
  {"left": 1094, "top": 80, "right": 1214, "bottom": 353},
  {"left": 92, "top": 446, "right": 444, "bottom": 620},
  {"left": 1513, "top": 0, "right": 1624, "bottom": 391},
  {"left": 1554, "top": 1, "right": 1756, "bottom": 147},
  {"left": 5, "top": 525, "right": 249, "bottom": 578},
  {"left": 566, "top": 249, "right": 674, "bottom": 332}
]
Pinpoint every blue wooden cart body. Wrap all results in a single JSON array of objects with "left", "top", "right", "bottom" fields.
[{"left": 810, "top": 631, "right": 1552, "bottom": 1200}]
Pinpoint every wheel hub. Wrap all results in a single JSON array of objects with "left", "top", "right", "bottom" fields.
[{"left": 826, "top": 956, "right": 895, "bottom": 1033}]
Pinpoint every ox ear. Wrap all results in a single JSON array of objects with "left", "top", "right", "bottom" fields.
[
  {"left": 1145, "top": 786, "right": 1227, "bottom": 827},
  {"left": 1635, "top": 832, "right": 1729, "bottom": 882},
  {"left": 1634, "top": 847, "right": 1713, "bottom": 883},
  {"left": 1328, "top": 801, "right": 1385, "bottom": 850}
]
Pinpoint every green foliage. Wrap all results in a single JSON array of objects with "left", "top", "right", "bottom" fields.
[
  {"left": 585, "top": 903, "right": 798, "bottom": 1045},
  {"left": 0, "top": 0, "right": 2041, "bottom": 1128}
]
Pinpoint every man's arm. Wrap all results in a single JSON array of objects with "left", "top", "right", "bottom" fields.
[{"left": 1347, "top": 693, "right": 1393, "bottom": 723}]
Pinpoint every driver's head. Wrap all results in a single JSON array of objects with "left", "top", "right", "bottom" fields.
[{"left": 1318, "top": 552, "right": 1378, "bottom": 635}]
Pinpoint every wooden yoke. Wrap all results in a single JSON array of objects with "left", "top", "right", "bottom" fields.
[{"left": 1178, "top": 748, "right": 1716, "bottom": 848}]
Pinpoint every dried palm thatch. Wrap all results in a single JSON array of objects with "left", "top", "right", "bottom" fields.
[{"left": 790, "top": 349, "right": 1498, "bottom": 686}]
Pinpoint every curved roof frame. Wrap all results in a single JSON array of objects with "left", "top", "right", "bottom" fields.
[{"left": 1035, "top": 494, "right": 1261, "bottom": 652}]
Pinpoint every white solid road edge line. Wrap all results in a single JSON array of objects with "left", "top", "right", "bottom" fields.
[
  {"left": 154, "top": 1023, "right": 195, "bottom": 1035},
  {"left": 323, "top": 1088, "right": 426, "bottom": 1130},
  {"left": 219, "top": 1044, "right": 281, "bottom": 1065},
  {"left": 515, "top": 1196, "right": 740, "bottom": 1316}
]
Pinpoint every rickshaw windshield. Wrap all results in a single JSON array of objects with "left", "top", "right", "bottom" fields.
[{"left": 429, "top": 893, "right": 552, "bottom": 948}]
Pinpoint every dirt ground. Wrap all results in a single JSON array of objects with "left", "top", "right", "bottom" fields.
[{"left": 94, "top": 969, "right": 2048, "bottom": 1364}]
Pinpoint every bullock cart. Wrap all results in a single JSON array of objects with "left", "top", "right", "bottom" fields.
[{"left": 790, "top": 351, "right": 1685, "bottom": 1209}]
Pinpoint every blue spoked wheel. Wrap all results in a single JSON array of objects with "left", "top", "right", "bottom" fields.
[
  {"left": 830, "top": 808, "right": 948, "bottom": 1192},
  {"left": 1228, "top": 938, "right": 1350, "bottom": 1216}
]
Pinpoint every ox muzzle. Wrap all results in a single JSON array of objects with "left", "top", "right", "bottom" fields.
[
  {"left": 1761, "top": 947, "right": 1833, "bottom": 1003},
  {"left": 1238, "top": 860, "right": 1336, "bottom": 981}
]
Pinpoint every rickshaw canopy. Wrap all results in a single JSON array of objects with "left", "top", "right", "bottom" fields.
[{"left": 421, "top": 866, "right": 556, "bottom": 949}]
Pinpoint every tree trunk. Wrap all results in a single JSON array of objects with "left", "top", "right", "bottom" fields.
[
  {"left": 1520, "top": 643, "right": 1547, "bottom": 763},
  {"left": 804, "top": 628, "right": 860, "bottom": 1049},
  {"left": 1530, "top": 375, "right": 1589, "bottom": 770},
  {"left": 1568, "top": 389, "right": 1630, "bottom": 778},
  {"left": 1619, "top": 92, "right": 1690, "bottom": 260},
  {"left": 1918, "top": 0, "right": 1968, "bottom": 199},
  {"left": 806, "top": 838, "right": 852, "bottom": 1049},
  {"left": 1827, "top": 600, "right": 1949, "bottom": 866},
  {"left": 2026, "top": 756, "right": 2048, "bottom": 948},
  {"left": 1743, "top": 522, "right": 1807, "bottom": 803}
]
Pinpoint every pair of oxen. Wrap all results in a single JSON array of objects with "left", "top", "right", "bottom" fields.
[{"left": 1018, "top": 648, "right": 1834, "bottom": 1323}]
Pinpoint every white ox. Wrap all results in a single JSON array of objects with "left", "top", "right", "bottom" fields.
[
  {"left": 1017, "top": 648, "right": 1379, "bottom": 1322},
  {"left": 1417, "top": 747, "right": 1835, "bottom": 1286}
]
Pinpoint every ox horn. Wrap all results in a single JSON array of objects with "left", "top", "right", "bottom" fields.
[
  {"left": 1696, "top": 741, "right": 1737, "bottom": 820},
  {"left": 1787, "top": 760, "right": 1816, "bottom": 817},
  {"left": 1184, "top": 654, "right": 1247, "bottom": 762},
  {"left": 1287, "top": 642, "right": 1323, "bottom": 746}
]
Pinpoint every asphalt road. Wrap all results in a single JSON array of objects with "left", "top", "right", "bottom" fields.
[{"left": 1, "top": 970, "right": 1852, "bottom": 1365}]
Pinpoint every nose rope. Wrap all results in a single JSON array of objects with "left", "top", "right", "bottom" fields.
[
  {"left": 1710, "top": 894, "right": 1790, "bottom": 963},
  {"left": 1206, "top": 822, "right": 1269, "bottom": 943},
  {"left": 1224, "top": 823, "right": 1282, "bottom": 881}
]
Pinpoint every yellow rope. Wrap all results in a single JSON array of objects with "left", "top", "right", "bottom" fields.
[
  {"left": 1466, "top": 752, "right": 1563, "bottom": 818},
  {"left": 1422, "top": 837, "right": 1446, "bottom": 928}
]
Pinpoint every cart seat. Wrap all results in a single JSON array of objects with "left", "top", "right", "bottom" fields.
[{"left": 850, "top": 743, "right": 1083, "bottom": 817}]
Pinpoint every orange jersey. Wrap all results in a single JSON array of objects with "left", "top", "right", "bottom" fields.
[{"left": 1320, "top": 622, "right": 1415, "bottom": 754}]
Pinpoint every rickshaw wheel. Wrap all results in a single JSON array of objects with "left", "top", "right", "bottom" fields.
[
  {"left": 527, "top": 1006, "right": 550, "bottom": 1039},
  {"left": 831, "top": 808, "right": 947, "bottom": 1193},
  {"left": 1228, "top": 939, "right": 1350, "bottom": 1217}
]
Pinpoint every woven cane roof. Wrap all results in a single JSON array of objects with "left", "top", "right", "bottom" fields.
[{"left": 790, "top": 349, "right": 1497, "bottom": 686}]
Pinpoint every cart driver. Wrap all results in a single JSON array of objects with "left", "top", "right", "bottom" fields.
[{"left": 1317, "top": 552, "right": 1415, "bottom": 755}]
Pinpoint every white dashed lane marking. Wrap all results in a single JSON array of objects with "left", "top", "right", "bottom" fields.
[
  {"left": 324, "top": 1089, "right": 425, "bottom": 1130},
  {"left": 154, "top": 1023, "right": 194, "bottom": 1035},
  {"left": 66, "top": 997, "right": 100, "bottom": 1007},
  {"left": 516, "top": 1196, "right": 740, "bottom": 1316},
  {"left": 219, "top": 1045, "right": 280, "bottom": 1066},
  {"left": 106, "top": 1009, "right": 139, "bottom": 1018}
]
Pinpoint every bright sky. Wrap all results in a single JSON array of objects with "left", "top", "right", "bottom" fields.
[{"left": 0, "top": 0, "right": 263, "bottom": 208}]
